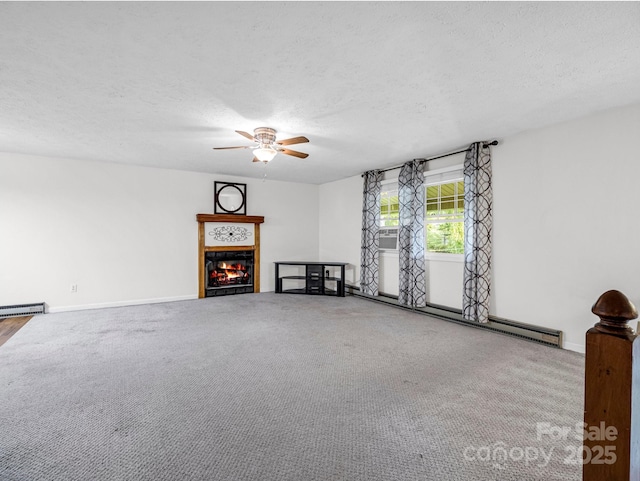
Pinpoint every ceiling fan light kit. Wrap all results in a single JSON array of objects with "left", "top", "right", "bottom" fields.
[
  {"left": 214, "top": 127, "right": 309, "bottom": 163},
  {"left": 254, "top": 145, "right": 277, "bottom": 162}
]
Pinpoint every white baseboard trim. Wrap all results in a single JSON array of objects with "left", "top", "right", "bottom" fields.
[
  {"left": 48, "top": 294, "right": 199, "bottom": 314},
  {"left": 562, "top": 341, "right": 585, "bottom": 354}
]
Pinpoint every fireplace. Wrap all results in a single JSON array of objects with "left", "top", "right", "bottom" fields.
[
  {"left": 197, "top": 214, "right": 264, "bottom": 298},
  {"left": 205, "top": 250, "right": 254, "bottom": 297}
]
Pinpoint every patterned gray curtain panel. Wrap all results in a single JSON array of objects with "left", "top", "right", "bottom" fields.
[
  {"left": 462, "top": 142, "right": 493, "bottom": 323},
  {"left": 398, "top": 160, "right": 426, "bottom": 307},
  {"left": 360, "top": 170, "right": 382, "bottom": 296}
]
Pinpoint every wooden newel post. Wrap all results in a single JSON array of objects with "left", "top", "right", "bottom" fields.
[{"left": 584, "top": 290, "right": 640, "bottom": 481}]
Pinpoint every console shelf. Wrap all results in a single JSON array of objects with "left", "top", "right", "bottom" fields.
[{"left": 274, "top": 262, "right": 347, "bottom": 297}]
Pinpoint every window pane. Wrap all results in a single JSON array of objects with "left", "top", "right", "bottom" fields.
[
  {"left": 423, "top": 174, "right": 464, "bottom": 254},
  {"left": 380, "top": 189, "right": 399, "bottom": 227},
  {"left": 426, "top": 185, "right": 439, "bottom": 216},
  {"left": 389, "top": 196, "right": 399, "bottom": 214},
  {"left": 425, "top": 181, "right": 464, "bottom": 221},
  {"left": 426, "top": 185, "right": 439, "bottom": 199},
  {"left": 426, "top": 222, "right": 464, "bottom": 254},
  {"left": 456, "top": 181, "right": 464, "bottom": 213}
]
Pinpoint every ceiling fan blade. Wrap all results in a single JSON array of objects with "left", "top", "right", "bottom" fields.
[
  {"left": 236, "top": 130, "right": 256, "bottom": 142},
  {"left": 281, "top": 148, "right": 309, "bottom": 159},
  {"left": 213, "top": 146, "right": 251, "bottom": 150},
  {"left": 276, "top": 136, "right": 309, "bottom": 146}
]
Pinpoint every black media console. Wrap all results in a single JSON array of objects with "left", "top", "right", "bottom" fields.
[{"left": 274, "top": 261, "right": 347, "bottom": 297}]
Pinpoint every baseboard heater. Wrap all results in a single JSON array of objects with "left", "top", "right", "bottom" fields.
[
  {"left": 345, "top": 285, "right": 562, "bottom": 348},
  {"left": 0, "top": 303, "right": 45, "bottom": 318}
]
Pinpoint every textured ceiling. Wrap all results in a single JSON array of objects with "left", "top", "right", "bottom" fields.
[{"left": 1, "top": 2, "right": 639, "bottom": 184}]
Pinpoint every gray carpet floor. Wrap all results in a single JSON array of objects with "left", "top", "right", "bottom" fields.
[{"left": 0, "top": 293, "right": 584, "bottom": 481}]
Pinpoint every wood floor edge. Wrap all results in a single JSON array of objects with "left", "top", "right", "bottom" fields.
[{"left": 0, "top": 315, "right": 34, "bottom": 347}]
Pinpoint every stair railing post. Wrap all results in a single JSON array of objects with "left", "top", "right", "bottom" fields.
[{"left": 584, "top": 290, "right": 639, "bottom": 481}]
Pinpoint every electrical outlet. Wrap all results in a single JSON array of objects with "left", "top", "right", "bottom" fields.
[{"left": 70, "top": 284, "right": 78, "bottom": 293}]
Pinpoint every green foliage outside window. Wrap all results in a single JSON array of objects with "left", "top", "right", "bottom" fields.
[
  {"left": 426, "top": 180, "right": 464, "bottom": 254},
  {"left": 426, "top": 222, "right": 464, "bottom": 254}
]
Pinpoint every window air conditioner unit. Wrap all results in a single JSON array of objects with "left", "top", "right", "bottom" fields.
[{"left": 379, "top": 227, "right": 398, "bottom": 250}]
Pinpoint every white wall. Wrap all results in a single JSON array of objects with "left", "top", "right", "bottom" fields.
[
  {"left": 492, "top": 103, "right": 640, "bottom": 352},
  {"left": 318, "top": 103, "right": 640, "bottom": 352},
  {"left": 318, "top": 175, "right": 362, "bottom": 286},
  {"left": 0, "top": 153, "right": 319, "bottom": 310}
]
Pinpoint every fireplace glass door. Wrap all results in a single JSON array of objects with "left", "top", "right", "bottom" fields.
[{"left": 204, "top": 250, "right": 254, "bottom": 297}]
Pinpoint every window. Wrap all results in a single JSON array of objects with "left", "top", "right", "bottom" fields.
[
  {"left": 425, "top": 178, "right": 464, "bottom": 255},
  {"left": 377, "top": 170, "right": 465, "bottom": 255}
]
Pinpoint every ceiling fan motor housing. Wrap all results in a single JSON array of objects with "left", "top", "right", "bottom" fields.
[{"left": 254, "top": 127, "right": 277, "bottom": 145}]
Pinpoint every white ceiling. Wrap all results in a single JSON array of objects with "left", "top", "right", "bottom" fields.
[{"left": 1, "top": 2, "right": 639, "bottom": 185}]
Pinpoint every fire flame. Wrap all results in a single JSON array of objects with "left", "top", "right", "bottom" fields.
[{"left": 210, "top": 261, "right": 249, "bottom": 283}]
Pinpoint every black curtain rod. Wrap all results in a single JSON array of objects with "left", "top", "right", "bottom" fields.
[{"left": 364, "top": 140, "right": 499, "bottom": 176}]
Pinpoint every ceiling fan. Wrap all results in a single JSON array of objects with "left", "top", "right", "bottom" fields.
[{"left": 213, "top": 127, "right": 309, "bottom": 163}]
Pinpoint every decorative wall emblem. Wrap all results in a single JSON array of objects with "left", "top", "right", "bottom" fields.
[
  {"left": 204, "top": 222, "right": 255, "bottom": 247},
  {"left": 209, "top": 225, "right": 250, "bottom": 243}
]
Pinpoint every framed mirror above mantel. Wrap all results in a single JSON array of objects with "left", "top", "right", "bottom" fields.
[{"left": 196, "top": 214, "right": 265, "bottom": 298}]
